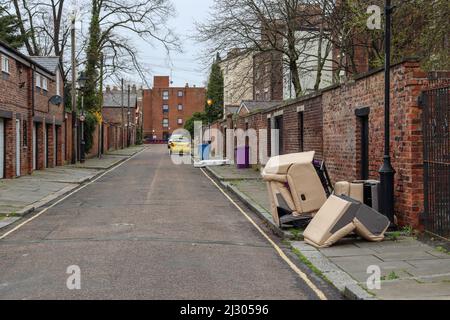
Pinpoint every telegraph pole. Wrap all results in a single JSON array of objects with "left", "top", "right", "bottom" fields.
[
  {"left": 71, "top": 15, "right": 78, "bottom": 164},
  {"left": 121, "top": 79, "right": 124, "bottom": 149},
  {"left": 379, "top": 0, "right": 396, "bottom": 225},
  {"left": 127, "top": 84, "right": 131, "bottom": 147}
]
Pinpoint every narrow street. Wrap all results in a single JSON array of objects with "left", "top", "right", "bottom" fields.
[{"left": 0, "top": 146, "right": 336, "bottom": 300}]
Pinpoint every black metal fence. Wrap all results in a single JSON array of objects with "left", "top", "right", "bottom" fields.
[{"left": 421, "top": 86, "right": 450, "bottom": 239}]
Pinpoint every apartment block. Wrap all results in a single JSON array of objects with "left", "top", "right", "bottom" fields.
[{"left": 143, "top": 76, "right": 205, "bottom": 140}]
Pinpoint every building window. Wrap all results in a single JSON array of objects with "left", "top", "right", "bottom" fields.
[
  {"left": 36, "top": 74, "right": 41, "bottom": 88},
  {"left": 162, "top": 90, "right": 169, "bottom": 100},
  {"left": 1, "top": 55, "right": 10, "bottom": 74},
  {"left": 178, "top": 118, "right": 183, "bottom": 125},
  {"left": 178, "top": 90, "right": 183, "bottom": 97},
  {"left": 163, "top": 105, "right": 169, "bottom": 113},
  {"left": 162, "top": 119, "right": 169, "bottom": 128},
  {"left": 42, "top": 77, "right": 48, "bottom": 91},
  {"left": 178, "top": 104, "right": 183, "bottom": 111}
]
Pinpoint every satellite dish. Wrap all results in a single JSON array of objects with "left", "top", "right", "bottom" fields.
[{"left": 49, "top": 95, "right": 63, "bottom": 106}]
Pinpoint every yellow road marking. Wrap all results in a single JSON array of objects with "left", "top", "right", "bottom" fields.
[{"left": 200, "top": 168, "right": 328, "bottom": 300}]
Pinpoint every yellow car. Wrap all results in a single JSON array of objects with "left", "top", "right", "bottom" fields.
[{"left": 169, "top": 135, "right": 191, "bottom": 155}]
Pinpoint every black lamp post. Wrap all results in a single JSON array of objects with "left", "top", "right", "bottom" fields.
[
  {"left": 78, "top": 72, "right": 88, "bottom": 163},
  {"left": 379, "top": 0, "right": 396, "bottom": 226}
]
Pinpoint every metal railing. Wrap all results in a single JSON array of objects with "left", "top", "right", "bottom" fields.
[{"left": 421, "top": 86, "right": 450, "bottom": 239}]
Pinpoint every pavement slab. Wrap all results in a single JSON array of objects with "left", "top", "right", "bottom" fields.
[{"left": 207, "top": 165, "right": 263, "bottom": 181}]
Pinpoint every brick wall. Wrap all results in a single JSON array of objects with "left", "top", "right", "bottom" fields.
[
  {"left": 253, "top": 51, "right": 283, "bottom": 101},
  {"left": 212, "top": 58, "right": 448, "bottom": 229},
  {"left": 278, "top": 94, "right": 323, "bottom": 159},
  {"left": 321, "top": 59, "right": 441, "bottom": 228}
]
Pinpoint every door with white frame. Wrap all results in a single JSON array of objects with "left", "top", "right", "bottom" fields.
[
  {"left": 16, "top": 119, "right": 21, "bottom": 177},
  {"left": 0, "top": 118, "right": 4, "bottom": 179}
]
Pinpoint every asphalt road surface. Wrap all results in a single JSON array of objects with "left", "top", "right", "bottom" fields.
[{"left": 0, "top": 146, "right": 340, "bottom": 300}]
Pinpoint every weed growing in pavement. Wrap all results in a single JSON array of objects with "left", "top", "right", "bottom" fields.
[
  {"left": 436, "top": 246, "right": 450, "bottom": 255},
  {"left": 387, "top": 231, "right": 402, "bottom": 241},
  {"left": 381, "top": 272, "right": 400, "bottom": 281},
  {"left": 291, "top": 247, "right": 331, "bottom": 284},
  {"left": 289, "top": 228, "right": 303, "bottom": 241},
  {"left": 7, "top": 212, "right": 19, "bottom": 218}
]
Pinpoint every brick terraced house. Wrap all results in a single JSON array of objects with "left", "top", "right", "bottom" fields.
[
  {"left": 0, "top": 41, "right": 65, "bottom": 179},
  {"left": 102, "top": 85, "right": 142, "bottom": 150}
]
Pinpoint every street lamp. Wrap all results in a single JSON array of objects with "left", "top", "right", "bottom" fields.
[
  {"left": 379, "top": 0, "right": 396, "bottom": 226},
  {"left": 206, "top": 98, "right": 213, "bottom": 143},
  {"left": 78, "top": 72, "right": 88, "bottom": 163}
]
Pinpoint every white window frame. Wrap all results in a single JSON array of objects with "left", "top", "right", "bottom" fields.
[
  {"left": 35, "top": 74, "right": 41, "bottom": 88},
  {"left": 177, "top": 90, "right": 183, "bottom": 97},
  {"left": 162, "top": 119, "right": 169, "bottom": 128},
  {"left": 178, "top": 104, "right": 183, "bottom": 111},
  {"left": 177, "top": 118, "right": 183, "bottom": 125},
  {"left": 1, "top": 55, "right": 10, "bottom": 74},
  {"left": 56, "top": 71, "right": 60, "bottom": 96},
  {"left": 163, "top": 104, "right": 169, "bottom": 113},
  {"left": 162, "top": 90, "right": 169, "bottom": 100},
  {"left": 42, "top": 77, "right": 48, "bottom": 91}
]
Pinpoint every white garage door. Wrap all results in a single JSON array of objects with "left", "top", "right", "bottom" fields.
[
  {"left": 0, "top": 118, "right": 4, "bottom": 179},
  {"left": 16, "top": 119, "right": 21, "bottom": 177}
]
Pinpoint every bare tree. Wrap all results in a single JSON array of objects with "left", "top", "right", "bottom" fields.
[
  {"left": 196, "top": 0, "right": 338, "bottom": 98},
  {"left": 1, "top": 0, "right": 180, "bottom": 86}
]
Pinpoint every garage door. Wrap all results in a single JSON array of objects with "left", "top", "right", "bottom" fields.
[
  {"left": 16, "top": 119, "right": 21, "bottom": 177},
  {"left": 0, "top": 118, "right": 4, "bottom": 179}
]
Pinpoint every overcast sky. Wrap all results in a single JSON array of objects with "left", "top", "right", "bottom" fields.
[{"left": 130, "top": 0, "right": 215, "bottom": 88}]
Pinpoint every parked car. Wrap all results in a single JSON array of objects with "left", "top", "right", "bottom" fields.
[{"left": 168, "top": 135, "right": 191, "bottom": 155}]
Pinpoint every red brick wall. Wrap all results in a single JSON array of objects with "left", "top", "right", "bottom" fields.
[
  {"left": 253, "top": 51, "right": 283, "bottom": 101},
  {"left": 280, "top": 94, "right": 323, "bottom": 159},
  {"left": 321, "top": 59, "right": 436, "bottom": 228},
  {"left": 227, "top": 59, "right": 448, "bottom": 229}
]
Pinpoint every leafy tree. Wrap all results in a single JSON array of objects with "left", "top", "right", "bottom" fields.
[
  {"left": 205, "top": 54, "right": 224, "bottom": 122},
  {"left": 184, "top": 112, "right": 209, "bottom": 138},
  {"left": 84, "top": 0, "right": 102, "bottom": 113},
  {"left": 0, "top": 6, "right": 26, "bottom": 48}
]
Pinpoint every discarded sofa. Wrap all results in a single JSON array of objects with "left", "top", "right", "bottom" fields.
[
  {"left": 261, "top": 151, "right": 390, "bottom": 247},
  {"left": 261, "top": 152, "right": 330, "bottom": 227},
  {"left": 303, "top": 195, "right": 390, "bottom": 248}
]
